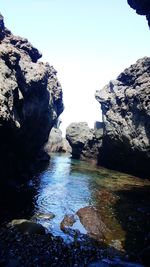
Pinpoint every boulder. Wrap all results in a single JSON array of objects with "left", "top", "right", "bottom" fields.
[
  {"left": 96, "top": 57, "right": 150, "bottom": 178},
  {"left": 60, "top": 214, "right": 76, "bottom": 233},
  {"left": 0, "top": 14, "right": 63, "bottom": 187},
  {"left": 76, "top": 206, "right": 109, "bottom": 242},
  {"left": 45, "top": 127, "right": 71, "bottom": 153},
  {"left": 8, "top": 219, "right": 45, "bottom": 235},
  {"left": 66, "top": 122, "right": 102, "bottom": 160}
]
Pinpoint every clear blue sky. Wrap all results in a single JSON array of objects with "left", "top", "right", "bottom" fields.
[{"left": 1, "top": 0, "right": 150, "bottom": 134}]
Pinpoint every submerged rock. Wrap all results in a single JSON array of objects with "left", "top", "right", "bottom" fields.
[
  {"left": 96, "top": 57, "right": 150, "bottom": 178},
  {"left": 32, "top": 212, "right": 55, "bottom": 221},
  {"left": 60, "top": 214, "right": 76, "bottom": 231},
  {"left": 0, "top": 14, "right": 63, "bottom": 188},
  {"left": 76, "top": 206, "right": 109, "bottom": 242}
]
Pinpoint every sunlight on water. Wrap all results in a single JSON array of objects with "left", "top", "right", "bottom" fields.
[{"left": 32, "top": 154, "right": 150, "bottom": 252}]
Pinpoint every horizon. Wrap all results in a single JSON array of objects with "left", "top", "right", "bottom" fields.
[{"left": 1, "top": 1, "right": 150, "bottom": 135}]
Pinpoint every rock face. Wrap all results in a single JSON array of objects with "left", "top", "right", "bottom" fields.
[
  {"left": 127, "top": 0, "right": 150, "bottom": 27},
  {"left": 0, "top": 14, "right": 63, "bottom": 187},
  {"left": 66, "top": 122, "right": 103, "bottom": 160},
  {"left": 96, "top": 57, "right": 150, "bottom": 178},
  {"left": 45, "top": 127, "right": 71, "bottom": 153}
]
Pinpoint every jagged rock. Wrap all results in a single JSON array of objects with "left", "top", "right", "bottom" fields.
[
  {"left": 45, "top": 127, "right": 71, "bottom": 153},
  {"left": 0, "top": 14, "right": 63, "bottom": 188},
  {"left": 66, "top": 122, "right": 103, "bottom": 160},
  {"left": 96, "top": 57, "right": 150, "bottom": 178},
  {"left": 127, "top": 0, "right": 150, "bottom": 27}
]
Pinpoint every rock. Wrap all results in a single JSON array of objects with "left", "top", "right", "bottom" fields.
[
  {"left": 96, "top": 57, "right": 150, "bottom": 178},
  {"left": 66, "top": 122, "right": 102, "bottom": 159},
  {"left": 76, "top": 206, "right": 109, "bottom": 242},
  {"left": 45, "top": 127, "right": 63, "bottom": 152},
  {"left": 45, "top": 127, "right": 71, "bottom": 153},
  {"left": 127, "top": 0, "right": 150, "bottom": 27},
  {"left": 0, "top": 226, "right": 104, "bottom": 266},
  {"left": 0, "top": 14, "right": 63, "bottom": 188},
  {"left": 8, "top": 219, "right": 46, "bottom": 235},
  {"left": 32, "top": 212, "right": 55, "bottom": 220},
  {"left": 60, "top": 214, "right": 76, "bottom": 233},
  {"left": 61, "top": 138, "right": 72, "bottom": 153}
]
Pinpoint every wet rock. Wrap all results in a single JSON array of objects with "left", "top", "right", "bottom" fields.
[
  {"left": 32, "top": 212, "right": 55, "bottom": 220},
  {"left": 76, "top": 206, "right": 109, "bottom": 242},
  {"left": 95, "top": 189, "right": 118, "bottom": 206},
  {"left": 60, "top": 214, "right": 76, "bottom": 233},
  {"left": 0, "top": 226, "right": 103, "bottom": 266},
  {"left": 96, "top": 57, "right": 150, "bottom": 178},
  {"left": 8, "top": 219, "right": 46, "bottom": 235}
]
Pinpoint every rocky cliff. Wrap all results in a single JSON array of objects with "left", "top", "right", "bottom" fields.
[
  {"left": 127, "top": 0, "right": 150, "bottom": 27},
  {"left": 0, "top": 14, "right": 63, "bottom": 188},
  {"left": 96, "top": 57, "right": 150, "bottom": 178}
]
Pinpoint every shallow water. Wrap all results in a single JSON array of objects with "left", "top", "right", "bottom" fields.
[{"left": 31, "top": 153, "right": 150, "bottom": 255}]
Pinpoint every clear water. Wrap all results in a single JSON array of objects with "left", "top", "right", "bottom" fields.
[{"left": 31, "top": 153, "right": 150, "bottom": 254}]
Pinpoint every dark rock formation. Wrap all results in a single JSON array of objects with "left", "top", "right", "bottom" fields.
[
  {"left": 127, "top": 0, "right": 150, "bottom": 27},
  {"left": 8, "top": 219, "right": 46, "bottom": 235},
  {"left": 66, "top": 122, "right": 103, "bottom": 160},
  {"left": 0, "top": 14, "right": 63, "bottom": 188},
  {"left": 96, "top": 57, "right": 150, "bottom": 178},
  {"left": 45, "top": 127, "right": 71, "bottom": 153}
]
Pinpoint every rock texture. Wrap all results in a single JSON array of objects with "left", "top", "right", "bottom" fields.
[
  {"left": 66, "top": 122, "right": 103, "bottom": 160},
  {"left": 45, "top": 127, "right": 71, "bottom": 154},
  {"left": 127, "top": 0, "right": 150, "bottom": 27},
  {"left": 0, "top": 14, "right": 63, "bottom": 187},
  {"left": 76, "top": 206, "right": 109, "bottom": 242},
  {"left": 96, "top": 57, "right": 150, "bottom": 178}
]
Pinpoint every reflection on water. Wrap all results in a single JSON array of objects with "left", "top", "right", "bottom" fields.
[
  {"left": 33, "top": 155, "right": 91, "bottom": 238},
  {"left": 32, "top": 154, "right": 150, "bottom": 253}
]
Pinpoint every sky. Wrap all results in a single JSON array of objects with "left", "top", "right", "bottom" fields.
[{"left": 0, "top": 1, "right": 150, "bottom": 135}]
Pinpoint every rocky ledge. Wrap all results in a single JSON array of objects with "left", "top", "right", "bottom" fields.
[
  {"left": 96, "top": 57, "right": 150, "bottom": 178},
  {"left": 0, "top": 14, "right": 63, "bottom": 188}
]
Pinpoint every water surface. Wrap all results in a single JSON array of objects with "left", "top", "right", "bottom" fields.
[{"left": 31, "top": 154, "right": 150, "bottom": 254}]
